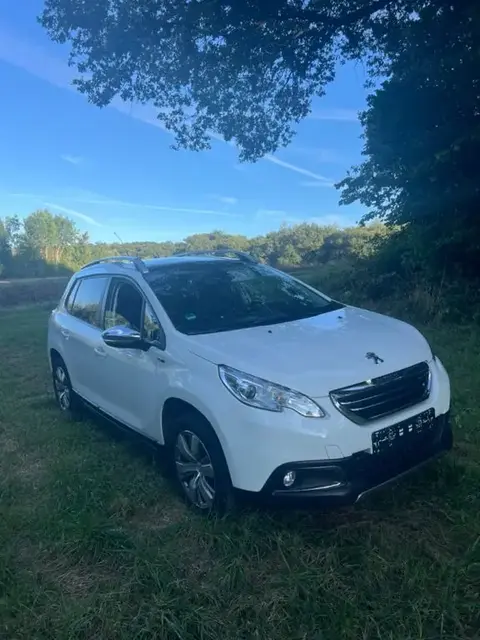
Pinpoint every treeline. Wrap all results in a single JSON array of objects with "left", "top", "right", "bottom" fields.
[
  {"left": 2, "top": 209, "right": 479, "bottom": 320},
  {"left": 0, "top": 209, "right": 392, "bottom": 278}
]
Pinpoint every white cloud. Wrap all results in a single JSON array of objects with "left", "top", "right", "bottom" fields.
[
  {"left": 11, "top": 192, "right": 238, "bottom": 217},
  {"left": 79, "top": 198, "right": 239, "bottom": 217},
  {"left": 45, "top": 202, "right": 103, "bottom": 227},
  {"left": 210, "top": 195, "right": 238, "bottom": 205},
  {"left": 61, "top": 154, "right": 83, "bottom": 165},
  {"left": 301, "top": 180, "right": 336, "bottom": 188},
  {"left": 0, "top": 25, "right": 165, "bottom": 131},
  {"left": 289, "top": 147, "right": 348, "bottom": 166},
  {"left": 308, "top": 108, "right": 360, "bottom": 122},
  {"left": 264, "top": 155, "right": 332, "bottom": 183},
  {"left": 0, "top": 26, "right": 74, "bottom": 90}
]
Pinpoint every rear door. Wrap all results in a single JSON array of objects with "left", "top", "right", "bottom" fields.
[{"left": 56, "top": 274, "right": 110, "bottom": 407}]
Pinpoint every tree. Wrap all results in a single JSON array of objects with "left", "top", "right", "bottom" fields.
[
  {"left": 338, "top": 1, "right": 480, "bottom": 276},
  {"left": 3, "top": 216, "right": 22, "bottom": 254},
  {"left": 23, "top": 210, "right": 58, "bottom": 262},
  {"left": 0, "top": 216, "right": 23, "bottom": 277},
  {"left": 181, "top": 230, "right": 250, "bottom": 253},
  {"left": 39, "top": 0, "right": 418, "bottom": 161},
  {"left": 22, "top": 210, "right": 83, "bottom": 264},
  {"left": 0, "top": 219, "right": 7, "bottom": 277}
]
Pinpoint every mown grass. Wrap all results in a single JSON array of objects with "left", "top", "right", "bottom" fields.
[{"left": 0, "top": 305, "right": 479, "bottom": 640}]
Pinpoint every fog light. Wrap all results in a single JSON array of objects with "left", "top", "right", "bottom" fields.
[{"left": 283, "top": 470, "right": 296, "bottom": 487}]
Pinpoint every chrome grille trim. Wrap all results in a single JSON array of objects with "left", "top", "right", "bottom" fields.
[{"left": 330, "top": 362, "right": 431, "bottom": 425}]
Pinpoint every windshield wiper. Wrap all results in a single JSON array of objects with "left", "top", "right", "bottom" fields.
[{"left": 188, "top": 303, "right": 344, "bottom": 334}]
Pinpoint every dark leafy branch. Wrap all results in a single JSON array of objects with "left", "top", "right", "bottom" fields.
[
  {"left": 39, "top": 0, "right": 417, "bottom": 161},
  {"left": 338, "top": 0, "right": 480, "bottom": 275}
]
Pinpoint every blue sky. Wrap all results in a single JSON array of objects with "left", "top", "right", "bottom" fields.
[{"left": 0, "top": 2, "right": 368, "bottom": 243}]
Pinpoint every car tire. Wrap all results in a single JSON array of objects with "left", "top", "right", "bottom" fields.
[
  {"left": 51, "top": 356, "right": 83, "bottom": 421},
  {"left": 167, "top": 412, "right": 235, "bottom": 516}
]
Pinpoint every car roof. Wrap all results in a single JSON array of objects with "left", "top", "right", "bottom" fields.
[
  {"left": 76, "top": 254, "right": 248, "bottom": 278},
  {"left": 144, "top": 255, "right": 242, "bottom": 270}
]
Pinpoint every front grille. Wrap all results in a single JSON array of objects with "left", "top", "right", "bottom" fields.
[{"left": 330, "top": 362, "right": 431, "bottom": 424}]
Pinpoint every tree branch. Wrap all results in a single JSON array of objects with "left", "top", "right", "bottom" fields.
[{"left": 276, "top": 0, "right": 395, "bottom": 28}]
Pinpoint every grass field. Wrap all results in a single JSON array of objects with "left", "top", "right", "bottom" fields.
[
  {"left": 0, "top": 277, "right": 69, "bottom": 307},
  {"left": 0, "top": 305, "right": 479, "bottom": 640}
]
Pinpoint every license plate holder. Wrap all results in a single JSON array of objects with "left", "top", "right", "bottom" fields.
[{"left": 372, "top": 408, "right": 436, "bottom": 455}]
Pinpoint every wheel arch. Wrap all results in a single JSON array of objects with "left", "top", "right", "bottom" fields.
[
  {"left": 163, "top": 396, "right": 235, "bottom": 513},
  {"left": 50, "top": 348, "right": 63, "bottom": 365},
  {"left": 161, "top": 397, "right": 215, "bottom": 446}
]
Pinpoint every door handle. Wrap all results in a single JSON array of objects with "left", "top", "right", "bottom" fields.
[
  {"left": 94, "top": 346, "right": 107, "bottom": 357},
  {"left": 61, "top": 329, "right": 70, "bottom": 340}
]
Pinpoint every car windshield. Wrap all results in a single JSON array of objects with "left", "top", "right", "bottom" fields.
[{"left": 146, "top": 260, "right": 343, "bottom": 335}]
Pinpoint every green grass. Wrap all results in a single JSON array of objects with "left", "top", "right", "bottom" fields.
[
  {"left": 0, "top": 277, "right": 69, "bottom": 307},
  {"left": 0, "top": 306, "right": 479, "bottom": 640}
]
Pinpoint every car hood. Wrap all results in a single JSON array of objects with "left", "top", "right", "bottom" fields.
[{"left": 187, "top": 306, "right": 432, "bottom": 397}]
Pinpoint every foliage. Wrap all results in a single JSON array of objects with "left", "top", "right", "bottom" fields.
[
  {"left": 0, "top": 210, "right": 88, "bottom": 278},
  {"left": 0, "top": 212, "right": 395, "bottom": 279},
  {"left": 0, "top": 219, "right": 8, "bottom": 277},
  {"left": 22, "top": 209, "right": 88, "bottom": 264},
  {"left": 38, "top": 0, "right": 421, "bottom": 161},
  {"left": 338, "top": 0, "right": 480, "bottom": 277}
]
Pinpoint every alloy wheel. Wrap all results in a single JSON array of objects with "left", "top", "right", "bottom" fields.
[
  {"left": 54, "top": 365, "right": 71, "bottom": 411},
  {"left": 174, "top": 430, "right": 215, "bottom": 510}
]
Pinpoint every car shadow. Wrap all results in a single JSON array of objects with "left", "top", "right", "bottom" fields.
[{"left": 53, "top": 398, "right": 464, "bottom": 530}]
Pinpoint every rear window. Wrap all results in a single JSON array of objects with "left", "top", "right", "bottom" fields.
[
  {"left": 68, "top": 276, "right": 109, "bottom": 327},
  {"left": 146, "top": 261, "right": 342, "bottom": 335}
]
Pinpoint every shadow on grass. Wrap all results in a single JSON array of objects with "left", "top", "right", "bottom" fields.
[{"left": 74, "top": 398, "right": 469, "bottom": 538}]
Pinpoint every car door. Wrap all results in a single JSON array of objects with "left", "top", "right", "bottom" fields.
[
  {"left": 94, "top": 276, "right": 167, "bottom": 435},
  {"left": 56, "top": 274, "right": 111, "bottom": 407}
]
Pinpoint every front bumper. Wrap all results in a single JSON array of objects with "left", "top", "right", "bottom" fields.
[{"left": 260, "top": 411, "right": 452, "bottom": 505}]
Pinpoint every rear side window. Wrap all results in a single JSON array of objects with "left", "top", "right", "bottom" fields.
[
  {"left": 69, "top": 277, "right": 109, "bottom": 327},
  {"left": 65, "top": 280, "right": 80, "bottom": 312}
]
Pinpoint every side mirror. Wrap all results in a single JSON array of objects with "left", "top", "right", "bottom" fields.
[{"left": 102, "top": 325, "right": 144, "bottom": 349}]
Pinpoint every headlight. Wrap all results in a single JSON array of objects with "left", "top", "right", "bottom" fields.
[{"left": 218, "top": 365, "right": 325, "bottom": 418}]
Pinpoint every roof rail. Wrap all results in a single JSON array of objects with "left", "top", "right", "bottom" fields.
[
  {"left": 173, "top": 249, "right": 257, "bottom": 263},
  {"left": 80, "top": 255, "right": 148, "bottom": 274}
]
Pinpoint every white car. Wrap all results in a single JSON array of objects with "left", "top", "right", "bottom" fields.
[{"left": 48, "top": 251, "right": 452, "bottom": 513}]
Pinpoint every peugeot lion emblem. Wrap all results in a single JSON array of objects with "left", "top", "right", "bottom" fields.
[{"left": 366, "top": 352, "right": 384, "bottom": 365}]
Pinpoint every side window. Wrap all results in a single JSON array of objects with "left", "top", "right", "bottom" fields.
[
  {"left": 70, "top": 277, "right": 109, "bottom": 327},
  {"left": 104, "top": 279, "right": 144, "bottom": 332},
  {"left": 144, "top": 302, "right": 166, "bottom": 348},
  {"left": 65, "top": 280, "right": 80, "bottom": 313}
]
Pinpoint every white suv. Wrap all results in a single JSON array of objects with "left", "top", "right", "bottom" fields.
[{"left": 48, "top": 252, "right": 452, "bottom": 513}]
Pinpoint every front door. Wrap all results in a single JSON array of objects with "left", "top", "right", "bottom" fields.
[{"left": 94, "top": 277, "right": 167, "bottom": 435}]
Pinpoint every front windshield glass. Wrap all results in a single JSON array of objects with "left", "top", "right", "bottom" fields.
[{"left": 146, "top": 260, "right": 343, "bottom": 335}]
